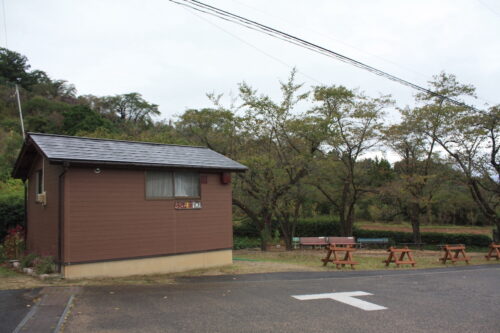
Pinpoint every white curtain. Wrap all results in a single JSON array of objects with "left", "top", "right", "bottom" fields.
[
  {"left": 146, "top": 171, "right": 173, "bottom": 198},
  {"left": 174, "top": 172, "right": 199, "bottom": 197}
]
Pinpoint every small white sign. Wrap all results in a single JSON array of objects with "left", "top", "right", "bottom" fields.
[{"left": 292, "top": 291, "right": 387, "bottom": 311}]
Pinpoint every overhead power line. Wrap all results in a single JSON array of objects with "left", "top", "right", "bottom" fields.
[
  {"left": 168, "top": 0, "right": 479, "bottom": 110},
  {"left": 180, "top": 5, "right": 324, "bottom": 84},
  {"left": 478, "top": 0, "right": 500, "bottom": 18}
]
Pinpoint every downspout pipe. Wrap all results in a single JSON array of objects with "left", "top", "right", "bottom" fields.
[
  {"left": 58, "top": 162, "right": 69, "bottom": 272},
  {"left": 23, "top": 180, "right": 27, "bottom": 240}
]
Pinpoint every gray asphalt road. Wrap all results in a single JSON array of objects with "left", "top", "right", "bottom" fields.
[
  {"left": 0, "top": 288, "right": 39, "bottom": 333},
  {"left": 63, "top": 265, "right": 500, "bottom": 333}
]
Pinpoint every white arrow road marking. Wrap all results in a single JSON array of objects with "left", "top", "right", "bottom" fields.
[{"left": 292, "top": 291, "right": 387, "bottom": 311}]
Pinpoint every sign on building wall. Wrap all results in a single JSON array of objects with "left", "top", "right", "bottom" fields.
[{"left": 175, "top": 201, "right": 202, "bottom": 210}]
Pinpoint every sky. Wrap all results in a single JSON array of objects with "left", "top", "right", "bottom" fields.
[{"left": 2, "top": 0, "right": 500, "bottom": 124}]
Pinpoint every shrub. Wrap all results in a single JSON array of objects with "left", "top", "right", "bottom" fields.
[
  {"left": 353, "top": 229, "right": 492, "bottom": 247},
  {"left": 294, "top": 216, "right": 341, "bottom": 236},
  {"left": 0, "top": 184, "right": 25, "bottom": 240},
  {"left": 233, "top": 220, "right": 260, "bottom": 238},
  {"left": 233, "top": 216, "right": 342, "bottom": 238},
  {"left": 33, "top": 256, "right": 55, "bottom": 275},
  {"left": 2, "top": 225, "right": 25, "bottom": 259},
  {"left": 0, "top": 245, "right": 6, "bottom": 264},
  {"left": 234, "top": 216, "right": 491, "bottom": 247},
  {"left": 233, "top": 237, "right": 261, "bottom": 249},
  {"left": 20, "top": 253, "right": 39, "bottom": 268}
]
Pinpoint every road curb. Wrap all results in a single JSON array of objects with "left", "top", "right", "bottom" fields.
[{"left": 53, "top": 294, "right": 75, "bottom": 333}]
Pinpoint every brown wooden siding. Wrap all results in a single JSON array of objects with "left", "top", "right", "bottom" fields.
[
  {"left": 26, "top": 155, "right": 61, "bottom": 258},
  {"left": 64, "top": 167, "right": 232, "bottom": 263}
]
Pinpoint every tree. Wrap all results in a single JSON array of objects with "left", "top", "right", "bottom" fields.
[
  {"left": 0, "top": 48, "right": 33, "bottom": 88},
  {"left": 0, "top": 48, "right": 52, "bottom": 90},
  {"left": 384, "top": 109, "right": 443, "bottom": 243},
  {"left": 31, "top": 79, "right": 77, "bottom": 103},
  {"left": 274, "top": 182, "right": 317, "bottom": 250},
  {"left": 102, "top": 93, "right": 160, "bottom": 124},
  {"left": 176, "top": 107, "right": 239, "bottom": 155},
  {"left": 414, "top": 72, "right": 500, "bottom": 234},
  {"left": 232, "top": 71, "right": 321, "bottom": 250},
  {"left": 22, "top": 96, "right": 73, "bottom": 133},
  {"left": 62, "top": 105, "right": 115, "bottom": 135},
  {"left": 311, "top": 85, "right": 392, "bottom": 236}
]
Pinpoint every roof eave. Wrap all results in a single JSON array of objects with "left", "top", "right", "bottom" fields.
[{"left": 48, "top": 158, "right": 248, "bottom": 172}]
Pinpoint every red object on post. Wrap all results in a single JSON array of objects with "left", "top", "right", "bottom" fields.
[{"left": 221, "top": 172, "right": 231, "bottom": 184}]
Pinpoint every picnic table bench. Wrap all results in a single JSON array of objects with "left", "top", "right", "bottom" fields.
[
  {"left": 321, "top": 237, "right": 358, "bottom": 269},
  {"left": 357, "top": 237, "right": 390, "bottom": 248},
  {"left": 485, "top": 243, "right": 499, "bottom": 260},
  {"left": 384, "top": 246, "right": 416, "bottom": 267},
  {"left": 298, "top": 237, "right": 329, "bottom": 248},
  {"left": 297, "top": 236, "right": 356, "bottom": 249},
  {"left": 439, "top": 244, "right": 470, "bottom": 264},
  {"left": 328, "top": 236, "right": 356, "bottom": 246}
]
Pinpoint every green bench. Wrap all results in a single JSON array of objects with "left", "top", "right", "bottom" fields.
[{"left": 357, "top": 237, "right": 390, "bottom": 248}]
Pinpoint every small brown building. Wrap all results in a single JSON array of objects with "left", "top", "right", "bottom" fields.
[{"left": 12, "top": 133, "right": 247, "bottom": 278}]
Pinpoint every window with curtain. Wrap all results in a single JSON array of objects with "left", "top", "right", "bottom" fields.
[
  {"left": 146, "top": 171, "right": 199, "bottom": 199},
  {"left": 146, "top": 171, "right": 174, "bottom": 199},
  {"left": 174, "top": 171, "right": 199, "bottom": 197}
]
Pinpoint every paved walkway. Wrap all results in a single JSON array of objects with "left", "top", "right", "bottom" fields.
[
  {"left": 2, "top": 265, "right": 499, "bottom": 333},
  {"left": 9, "top": 287, "right": 80, "bottom": 333},
  {"left": 64, "top": 265, "right": 499, "bottom": 333}
]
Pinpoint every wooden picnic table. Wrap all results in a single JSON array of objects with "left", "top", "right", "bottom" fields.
[
  {"left": 384, "top": 246, "right": 416, "bottom": 267},
  {"left": 485, "top": 243, "right": 499, "bottom": 260},
  {"left": 321, "top": 243, "right": 358, "bottom": 269},
  {"left": 439, "top": 244, "right": 470, "bottom": 264}
]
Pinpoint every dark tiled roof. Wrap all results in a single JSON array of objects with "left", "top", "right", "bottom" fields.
[{"left": 26, "top": 133, "right": 247, "bottom": 171}]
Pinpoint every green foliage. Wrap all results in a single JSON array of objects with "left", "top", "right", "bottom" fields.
[
  {"left": 311, "top": 85, "right": 393, "bottom": 236},
  {"left": 233, "top": 220, "right": 260, "bottom": 238},
  {"left": 294, "top": 216, "right": 342, "bottom": 236},
  {"left": 176, "top": 108, "right": 238, "bottom": 154},
  {"left": 23, "top": 95, "right": 71, "bottom": 115},
  {"left": 234, "top": 216, "right": 491, "bottom": 247},
  {"left": 62, "top": 105, "right": 115, "bottom": 135},
  {"left": 0, "top": 48, "right": 496, "bottom": 255},
  {"left": 353, "top": 229, "right": 491, "bottom": 247},
  {"left": 0, "top": 245, "right": 6, "bottom": 264},
  {"left": 233, "top": 236, "right": 261, "bottom": 249},
  {"left": 33, "top": 256, "right": 55, "bottom": 274},
  {"left": 0, "top": 131, "right": 23, "bottom": 181},
  {"left": 234, "top": 216, "right": 342, "bottom": 238},
  {"left": 0, "top": 179, "right": 24, "bottom": 239},
  {"left": 101, "top": 92, "right": 160, "bottom": 124},
  {"left": 20, "top": 252, "right": 39, "bottom": 268},
  {"left": 0, "top": 47, "right": 41, "bottom": 89}
]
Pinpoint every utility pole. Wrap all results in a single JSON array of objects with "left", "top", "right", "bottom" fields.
[{"left": 15, "top": 84, "right": 25, "bottom": 139}]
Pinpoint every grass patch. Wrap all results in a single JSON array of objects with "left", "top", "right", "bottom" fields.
[
  {"left": 0, "top": 265, "right": 50, "bottom": 290},
  {"left": 0, "top": 266, "right": 18, "bottom": 277},
  {"left": 1, "top": 249, "right": 498, "bottom": 291},
  {"left": 234, "top": 249, "right": 500, "bottom": 271}
]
